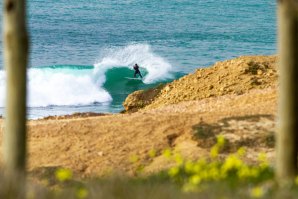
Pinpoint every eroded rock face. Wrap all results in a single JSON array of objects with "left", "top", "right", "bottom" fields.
[
  {"left": 123, "top": 84, "right": 165, "bottom": 112},
  {"left": 123, "top": 90, "right": 147, "bottom": 112},
  {"left": 123, "top": 55, "right": 278, "bottom": 112}
]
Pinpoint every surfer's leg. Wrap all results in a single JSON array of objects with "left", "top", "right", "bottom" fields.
[
  {"left": 134, "top": 71, "right": 137, "bottom": 78},
  {"left": 138, "top": 71, "right": 143, "bottom": 78}
]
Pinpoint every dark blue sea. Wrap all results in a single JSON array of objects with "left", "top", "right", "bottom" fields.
[{"left": 0, "top": 0, "right": 277, "bottom": 119}]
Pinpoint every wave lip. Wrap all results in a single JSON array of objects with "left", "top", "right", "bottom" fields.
[{"left": 93, "top": 43, "right": 173, "bottom": 86}]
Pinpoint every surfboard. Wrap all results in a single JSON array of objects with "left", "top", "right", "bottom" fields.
[{"left": 125, "top": 77, "right": 143, "bottom": 80}]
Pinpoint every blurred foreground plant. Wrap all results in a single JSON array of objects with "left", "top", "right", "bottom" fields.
[{"left": 163, "top": 135, "right": 274, "bottom": 193}]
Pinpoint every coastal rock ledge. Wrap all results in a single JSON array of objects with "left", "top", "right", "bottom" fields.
[{"left": 123, "top": 55, "right": 277, "bottom": 112}]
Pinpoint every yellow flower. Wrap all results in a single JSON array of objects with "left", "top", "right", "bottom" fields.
[
  {"left": 193, "top": 164, "right": 202, "bottom": 173},
  {"left": 209, "top": 167, "right": 221, "bottom": 180},
  {"left": 195, "top": 159, "right": 207, "bottom": 167},
  {"left": 237, "top": 147, "right": 246, "bottom": 157},
  {"left": 148, "top": 149, "right": 157, "bottom": 158},
  {"left": 216, "top": 135, "right": 225, "bottom": 147},
  {"left": 129, "top": 154, "right": 139, "bottom": 163},
  {"left": 258, "top": 153, "right": 267, "bottom": 161},
  {"left": 162, "top": 149, "right": 172, "bottom": 159},
  {"left": 168, "top": 167, "right": 180, "bottom": 177},
  {"left": 185, "top": 161, "right": 195, "bottom": 174},
  {"left": 55, "top": 168, "right": 73, "bottom": 182},
  {"left": 222, "top": 155, "right": 243, "bottom": 172},
  {"left": 190, "top": 175, "right": 201, "bottom": 185},
  {"left": 250, "top": 168, "right": 260, "bottom": 178},
  {"left": 174, "top": 153, "right": 184, "bottom": 165},
  {"left": 250, "top": 186, "right": 264, "bottom": 198},
  {"left": 76, "top": 187, "right": 89, "bottom": 199},
  {"left": 257, "top": 153, "right": 269, "bottom": 169},
  {"left": 210, "top": 146, "right": 219, "bottom": 158},
  {"left": 237, "top": 166, "right": 251, "bottom": 179}
]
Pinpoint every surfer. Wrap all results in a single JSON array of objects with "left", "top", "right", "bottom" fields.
[{"left": 133, "top": 63, "right": 143, "bottom": 78}]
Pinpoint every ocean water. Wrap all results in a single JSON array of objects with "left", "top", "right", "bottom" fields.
[{"left": 0, "top": 0, "right": 276, "bottom": 119}]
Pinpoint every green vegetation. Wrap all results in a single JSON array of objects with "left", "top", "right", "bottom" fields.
[
  {"left": 2, "top": 136, "right": 298, "bottom": 199},
  {"left": 161, "top": 136, "right": 274, "bottom": 196}
]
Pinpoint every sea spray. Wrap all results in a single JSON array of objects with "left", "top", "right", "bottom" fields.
[{"left": 93, "top": 44, "right": 173, "bottom": 85}]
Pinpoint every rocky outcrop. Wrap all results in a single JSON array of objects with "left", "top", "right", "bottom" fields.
[
  {"left": 123, "top": 55, "right": 278, "bottom": 112},
  {"left": 123, "top": 84, "right": 165, "bottom": 112}
]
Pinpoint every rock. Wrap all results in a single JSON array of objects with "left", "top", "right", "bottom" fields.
[
  {"left": 123, "top": 84, "right": 166, "bottom": 112},
  {"left": 257, "top": 69, "right": 263, "bottom": 75},
  {"left": 164, "top": 85, "right": 171, "bottom": 92}
]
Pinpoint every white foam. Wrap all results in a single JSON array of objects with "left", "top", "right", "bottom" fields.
[
  {"left": 0, "top": 68, "right": 112, "bottom": 108},
  {"left": 93, "top": 43, "right": 173, "bottom": 85}
]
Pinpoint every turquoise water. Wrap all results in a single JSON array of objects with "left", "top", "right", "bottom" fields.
[{"left": 0, "top": 0, "right": 276, "bottom": 118}]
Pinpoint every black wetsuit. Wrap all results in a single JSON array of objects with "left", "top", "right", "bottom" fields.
[{"left": 133, "top": 64, "right": 143, "bottom": 78}]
